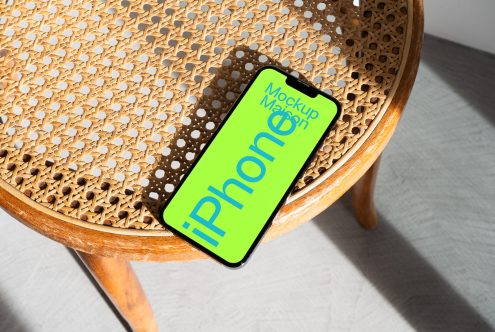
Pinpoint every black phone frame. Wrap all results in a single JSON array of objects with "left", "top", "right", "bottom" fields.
[{"left": 159, "top": 65, "right": 342, "bottom": 268}]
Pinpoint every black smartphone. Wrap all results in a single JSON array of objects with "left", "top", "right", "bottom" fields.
[{"left": 161, "top": 66, "right": 341, "bottom": 267}]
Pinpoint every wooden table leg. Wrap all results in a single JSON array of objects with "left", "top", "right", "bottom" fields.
[
  {"left": 352, "top": 155, "right": 381, "bottom": 230},
  {"left": 76, "top": 251, "right": 159, "bottom": 332}
]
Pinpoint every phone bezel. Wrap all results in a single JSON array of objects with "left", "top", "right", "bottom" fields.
[{"left": 159, "top": 65, "right": 342, "bottom": 268}]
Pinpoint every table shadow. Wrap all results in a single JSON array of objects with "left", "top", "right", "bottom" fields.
[
  {"left": 137, "top": 4, "right": 495, "bottom": 330},
  {"left": 0, "top": 290, "right": 28, "bottom": 332},
  {"left": 421, "top": 34, "right": 495, "bottom": 127},
  {"left": 314, "top": 195, "right": 493, "bottom": 331}
]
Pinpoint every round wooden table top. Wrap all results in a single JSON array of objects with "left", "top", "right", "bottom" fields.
[{"left": 0, "top": 0, "right": 423, "bottom": 261}]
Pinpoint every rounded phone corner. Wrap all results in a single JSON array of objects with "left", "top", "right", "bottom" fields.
[
  {"left": 158, "top": 208, "right": 171, "bottom": 229},
  {"left": 158, "top": 217, "right": 169, "bottom": 230},
  {"left": 221, "top": 253, "right": 250, "bottom": 269},
  {"left": 317, "top": 91, "right": 342, "bottom": 121}
]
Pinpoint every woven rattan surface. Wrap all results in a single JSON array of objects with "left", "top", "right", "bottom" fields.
[{"left": 0, "top": 0, "right": 411, "bottom": 233}]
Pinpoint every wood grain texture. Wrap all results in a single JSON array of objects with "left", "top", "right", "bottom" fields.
[
  {"left": 352, "top": 155, "right": 381, "bottom": 229},
  {"left": 76, "top": 251, "right": 158, "bottom": 332}
]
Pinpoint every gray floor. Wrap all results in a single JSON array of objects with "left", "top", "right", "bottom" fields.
[{"left": 1, "top": 35, "right": 494, "bottom": 332}]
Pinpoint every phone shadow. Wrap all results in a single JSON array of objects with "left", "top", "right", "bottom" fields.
[
  {"left": 141, "top": 47, "right": 312, "bottom": 223},
  {"left": 140, "top": 0, "right": 385, "bottom": 224}
]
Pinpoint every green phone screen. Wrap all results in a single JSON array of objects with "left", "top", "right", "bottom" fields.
[{"left": 161, "top": 66, "right": 340, "bottom": 267}]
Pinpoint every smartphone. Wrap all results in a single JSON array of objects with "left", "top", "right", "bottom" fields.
[{"left": 160, "top": 66, "right": 341, "bottom": 267}]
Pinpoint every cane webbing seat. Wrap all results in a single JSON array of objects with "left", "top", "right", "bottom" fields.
[{"left": 0, "top": 0, "right": 422, "bottom": 260}]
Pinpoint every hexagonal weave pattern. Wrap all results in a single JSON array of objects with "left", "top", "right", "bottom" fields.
[{"left": 0, "top": 0, "right": 410, "bottom": 230}]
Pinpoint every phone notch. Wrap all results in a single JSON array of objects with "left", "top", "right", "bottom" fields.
[{"left": 285, "top": 75, "right": 318, "bottom": 98}]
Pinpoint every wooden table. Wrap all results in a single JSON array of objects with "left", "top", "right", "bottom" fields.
[{"left": 0, "top": 0, "right": 423, "bottom": 330}]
